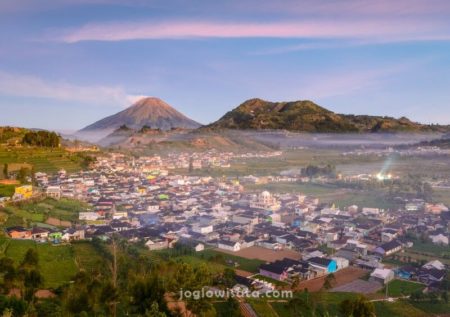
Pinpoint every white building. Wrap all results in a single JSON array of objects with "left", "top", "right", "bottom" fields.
[
  {"left": 79, "top": 212, "right": 100, "bottom": 221},
  {"left": 430, "top": 234, "right": 449, "bottom": 245},
  {"left": 192, "top": 224, "right": 213, "bottom": 235},
  {"left": 370, "top": 268, "right": 395, "bottom": 285},
  {"left": 218, "top": 240, "right": 241, "bottom": 252}
]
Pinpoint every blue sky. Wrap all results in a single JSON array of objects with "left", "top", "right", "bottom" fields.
[{"left": 1, "top": 0, "right": 450, "bottom": 131}]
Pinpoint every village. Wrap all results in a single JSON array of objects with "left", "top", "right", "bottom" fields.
[{"left": 1, "top": 150, "right": 448, "bottom": 301}]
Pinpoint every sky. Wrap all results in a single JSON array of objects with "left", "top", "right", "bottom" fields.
[{"left": 1, "top": 0, "right": 450, "bottom": 131}]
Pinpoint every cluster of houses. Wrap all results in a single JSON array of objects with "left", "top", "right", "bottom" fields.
[
  {"left": 6, "top": 226, "right": 84, "bottom": 243},
  {"left": 2, "top": 151, "right": 448, "bottom": 291}
]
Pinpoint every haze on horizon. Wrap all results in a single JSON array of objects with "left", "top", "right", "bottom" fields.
[{"left": 1, "top": 0, "right": 450, "bottom": 131}]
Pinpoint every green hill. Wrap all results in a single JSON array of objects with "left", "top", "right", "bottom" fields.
[
  {"left": 206, "top": 98, "right": 449, "bottom": 133},
  {"left": 0, "top": 126, "right": 95, "bottom": 177}
]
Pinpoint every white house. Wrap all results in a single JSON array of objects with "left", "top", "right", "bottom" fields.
[
  {"left": 218, "top": 240, "right": 241, "bottom": 252},
  {"left": 423, "top": 260, "right": 446, "bottom": 271},
  {"left": 79, "top": 212, "right": 100, "bottom": 221},
  {"left": 192, "top": 224, "right": 213, "bottom": 235},
  {"left": 430, "top": 233, "right": 449, "bottom": 245},
  {"left": 369, "top": 268, "right": 395, "bottom": 285},
  {"left": 46, "top": 186, "right": 61, "bottom": 199}
]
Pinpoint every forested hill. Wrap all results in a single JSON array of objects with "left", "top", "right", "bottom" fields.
[{"left": 205, "top": 98, "right": 449, "bottom": 133}]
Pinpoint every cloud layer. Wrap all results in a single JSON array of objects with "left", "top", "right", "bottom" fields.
[
  {"left": 0, "top": 71, "right": 137, "bottom": 106},
  {"left": 58, "top": 18, "right": 450, "bottom": 43}
]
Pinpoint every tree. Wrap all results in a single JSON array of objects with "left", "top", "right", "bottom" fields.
[
  {"left": 339, "top": 296, "right": 375, "bottom": 317},
  {"left": 2, "top": 164, "right": 8, "bottom": 179},
  {"left": 17, "top": 167, "right": 29, "bottom": 184},
  {"left": 222, "top": 268, "right": 237, "bottom": 288},
  {"left": 442, "top": 291, "right": 449, "bottom": 304},
  {"left": 219, "top": 297, "right": 241, "bottom": 317},
  {"left": 21, "top": 249, "right": 39, "bottom": 267},
  {"left": 322, "top": 273, "right": 336, "bottom": 290},
  {"left": 129, "top": 275, "right": 167, "bottom": 315}
]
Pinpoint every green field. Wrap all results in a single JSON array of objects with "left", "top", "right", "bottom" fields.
[
  {"left": 433, "top": 188, "right": 450, "bottom": 206},
  {"left": 71, "top": 241, "right": 105, "bottom": 273},
  {"left": 0, "top": 146, "right": 84, "bottom": 174},
  {"left": 268, "top": 292, "right": 444, "bottom": 317},
  {"left": 0, "top": 198, "right": 88, "bottom": 228},
  {"left": 245, "top": 181, "right": 396, "bottom": 209},
  {"left": 409, "top": 240, "right": 450, "bottom": 258},
  {"left": 374, "top": 300, "right": 428, "bottom": 317},
  {"left": 0, "top": 184, "right": 15, "bottom": 197},
  {"left": 0, "top": 239, "right": 106, "bottom": 288},
  {"left": 154, "top": 248, "right": 265, "bottom": 273},
  {"left": 0, "top": 238, "right": 77, "bottom": 288},
  {"left": 381, "top": 280, "right": 425, "bottom": 297}
]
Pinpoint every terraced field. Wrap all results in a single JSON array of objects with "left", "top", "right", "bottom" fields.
[{"left": 0, "top": 146, "right": 84, "bottom": 174}]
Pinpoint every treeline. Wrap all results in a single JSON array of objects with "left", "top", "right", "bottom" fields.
[
  {"left": 0, "top": 238, "right": 242, "bottom": 317},
  {"left": 22, "top": 131, "right": 60, "bottom": 148},
  {"left": 301, "top": 164, "right": 336, "bottom": 178}
]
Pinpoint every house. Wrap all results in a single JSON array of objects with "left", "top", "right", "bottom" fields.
[
  {"left": 46, "top": 186, "right": 61, "bottom": 199},
  {"left": 13, "top": 185, "right": 33, "bottom": 200},
  {"left": 423, "top": 260, "right": 446, "bottom": 271},
  {"left": 424, "top": 203, "right": 448, "bottom": 215},
  {"left": 370, "top": 268, "right": 395, "bottom": 285},
  {"left": 62, "top": 228, "right": 85, "bottom": 242},
  {"left": 145, "top": 238, "right": 169, "bottom": 251},
  {"left": 242, "top": 236, "right": 258, "bottom": 248},
  {"left": 218, "top": 240, "right": 241, "bottom": 252},
  {"left": 429, "top": 233, "right": 449, "bottom": 245},
  {"left": 192, "top": 224, "right": 213, "bottom": 235},
  {"left": 374, "top": 240, "right": 402, "bottom": 257},
  {"left": 308, "top": 257, "right": 337, "bottom": 274},
  {"left": 259, "top": 261, "right": 289, "bottom": 281},
  {"left": 332, "top": 257, "right": 349, "bottom": 270},
  {"left": 418, "top": 268, "right": 446, "bottom": 284},
  {"left": 6, "top": 226, "right": 32, "bottom": 239},
  {"left": 79, "top": 212, "right": 100, "bottom": 221},
  {"left": 259, "top": 258, "right": 299, "bottom": 281},
  {"left": 31, "top": 227, "right": 49, "bottom": 240}
]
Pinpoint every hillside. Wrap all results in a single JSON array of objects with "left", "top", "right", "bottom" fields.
[
  {"left": 0, "top": 126, "right": 95, "bottom": 177},
  {"left": 78, "top": 97, "right": 201, "bottom": 141},
  {"left": 206, "top": 98, "right": 448, "bottom": 133},
  {"left": 98, "top": 127, "right": 275, "bottom": 153}
]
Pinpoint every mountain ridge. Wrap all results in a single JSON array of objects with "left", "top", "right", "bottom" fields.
[{"left": 205, "top": 98, "right": 449, "bottom": 133}]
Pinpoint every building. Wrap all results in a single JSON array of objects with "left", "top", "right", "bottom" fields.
[
  {"left": 7, "top": 226, "right": 32, "bottom": 239},
  {"left": 308, "top": 257, "right": 337, "bottom": 274},
  {"left": 145, "top": 238, "right": 169, "bottom": 251},
  {"left": 429, "top": 233, "right": 449, "bottom": 245},
  {"left": 14, "top": 185, "right": 33, "bottom": 200},
  {"left": 217, "top": 240, "right": 241, "bottom": 252},
  {"left": 250, "top": 191, "right": 281, "bottom": 211},
  {"left": 370, "top": 268, "right": 395, "bottom": 285},
  {"left": 46, "top": 186, "right": 61, "bottom": 199},
  {"left": 374, "top": 240, "right": 402, "bottom": 257}
]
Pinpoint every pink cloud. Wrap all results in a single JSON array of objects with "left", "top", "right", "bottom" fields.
[{"left": 59, "top": 18, "right": 449, "bottom": 43}]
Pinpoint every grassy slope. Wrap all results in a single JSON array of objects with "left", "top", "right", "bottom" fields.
[
  {"left": 269, "top": 292, "right": 440, "bottom": 317},
  {"left": 0, "top": 239, "right": 103, "bottom": 289},
  {"left": 0, "top": 198, "right": 88, "bottom": 228},
  {"left": 0, "top": 146, "right": 84, "bottom": 174}
]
